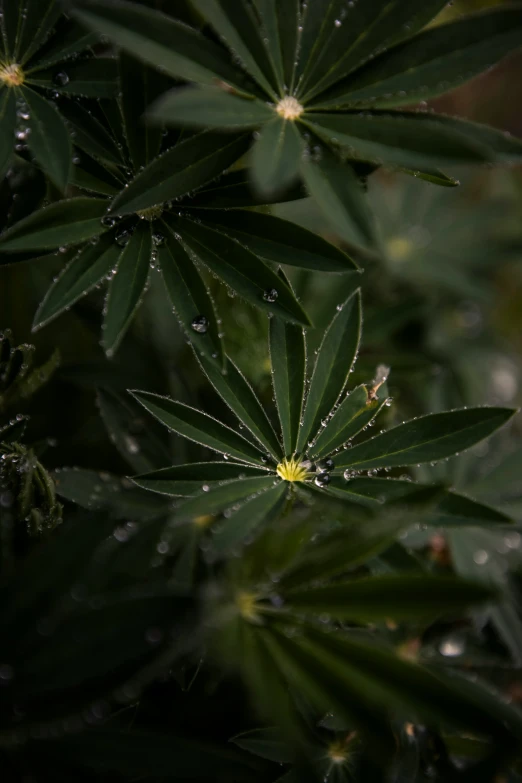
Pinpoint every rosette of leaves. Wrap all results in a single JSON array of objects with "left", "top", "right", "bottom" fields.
[
  {"left": 129, "top": 288, "right": 516, "bottom": 556},
  {"left": 0, "top": 57, "right": 360, "bottom": 359},
  {"left": 70, "top": 0, "right": 522, "bottom": 249},
  {"left": 0, "top": 0, "right": 118, "bottom": 188}
]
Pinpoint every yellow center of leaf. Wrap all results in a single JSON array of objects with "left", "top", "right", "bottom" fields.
[
  {"left": 0, "top": 63, "right": 24, "bottom": 87},
  {"left": 276, "top": 456, "right": 311, "bottom": 482},
  {"left": 275, "top": 96, "right": 304, "bottom": 121},
  {"left": 136, "top": 205, "right": 163, "bottom": 221},
  {"left": 236, "top": 591, "right": 262, "bottom": 623}
]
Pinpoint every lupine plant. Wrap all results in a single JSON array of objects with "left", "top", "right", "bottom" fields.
[{"left": 1, "top": 0, "right": 522, "bottom": 781}]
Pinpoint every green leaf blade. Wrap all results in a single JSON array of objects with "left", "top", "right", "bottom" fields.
[
  {"left": 251, "top": 118, "right": 302, "bottom": 195},
  {"left": 131, "top": 390, "right": 266, "bottom": 465},
  {"left": 23, "top": 87, "right": 71, "bottom": 190},
  {"left": 284, "top": 574, "right": 496, "bottom": 622},
  {"left": 334, "top": 408, "right": 517, "bottom": 471},
  {"left": 149, "top": 86, "right": 274, "bottom": 129},
  {"left": 269, "top": 314, "right": 306, "bottom": 456},
  {"left": 132, "top": 462, "right": 269, "bottom": 497},
  {"left": 296, "top": 289, "right": 361, "bottom": 453},
  {"left": 0, "top": 197, "right": 109, "bottom": 252},
  {"left": 33, "top": 234, "right": 120, "bottom": 330},
  {"left": 109, "top": 133, "right": 250, "bottom": 217},
  {"left": 176, "top": 475, "right": 278, "bottom": 517},
  {"left": 102, "top": 223, "right": 152, "bottom": 356}
]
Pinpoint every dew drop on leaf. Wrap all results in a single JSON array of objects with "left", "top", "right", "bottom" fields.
[{"left": 191, "top": 315, "right": 209, "bottom": 334}]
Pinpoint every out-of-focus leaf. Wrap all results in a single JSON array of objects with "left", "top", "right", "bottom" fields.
[
  {"left": 0, "top": 89, "right": 16, "bottom": 179},
  {"left": 149, "top": 85, "right": 273, "bottom": 129},
  {"left": 211, "top": 481, "right": 287, "bottom": 554}
]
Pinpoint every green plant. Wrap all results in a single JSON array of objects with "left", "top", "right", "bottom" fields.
[{"left": 1, "top": 1, "right": 522, "bottom": 781}]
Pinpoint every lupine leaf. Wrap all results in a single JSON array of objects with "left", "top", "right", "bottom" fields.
[
  {"left": 304, "top": 111, "right": 522, "bottom": 170},
  {"left": 263, "top": 627, "right": 397, "bottom": 753},
  {"left": 149, "top": 86, "right": 274, "bottom": 129},
  {"left": 33, "top": 234, "right": 121, "bottom": 329},
  {"left": 0, "top": 197, "right": 109, "bottom": 252},
  {"left": 296, "top": 289, "right": 361, "bottom": 453},
  {"left": 314, "top": 7, "right": 522, "bottom": 109},
  {"left": 293, "top": 628, "right": 522, "bottom": 741},
  {"left": 191, "top": 0, "right": 278, "bottom": 98},
  {"left": 329, "top": 477, "right": 512, "bottom": 528},
  {"left": 200, "top": 209, "right": 358, "bottom": 272},
  {"left": 311, "top": 386, "right": 385, "bottom": 458},
  {"left": 176, "top": 475, "right": 278, "bottom": 517},
  {"left": 251, "top": 118, "right": 302, "bottom": 195},
  {"left": 59, "top": 100, "right": 124, "bottom": 166},
  {"left": 102, "top": 222, "right": 152, "bottom": 356},
  {"left": 300, "top": 146, "right": 377, "bottom": 248},
  {"left": 211, "top": 480, "right": 287, "bottom": 554},
  {"left": 97, "top": 388, "right": 171, "bottom": 473},
  {"left": 131, "top": 390, "right": 266, "bottom": 465},
  {"left": 197, "top": 354, "right": 282, "bottom": 460},
  {"left": 186, "top": 170, "right": 307, "bottom": 210},
  {"left": 132, "top": 462, "right": 269, "bottom": 497},
  {"left": 23, "top": 87, "right": 71, "bottom": 190},
  {"left": 108, "top": 132, "right": 250, "bottom": 216},
  {"left": 26, "top": 58, "right": 120, "bottom": 99},
  {"left": 158, "top": 226, "right": 223, "bottom": 367},
  {"left": 284, "top": 574, "right": 496, "bottom": 621},
  {"left": 70, "top": 0, "right": 257, "bottom": 94},
  {"left": 24, "top": 20, "right": 98, "bottom": 70},
  {"left": 0, "top": 89, "right": 16, "bottom": 179},
  {"left": 176, "top": 218, "right": 312, "bottom": 326},
  {"left": 53, "top": 468, "right": 169, "bottom": 519},
  {"left": 231, "top": 727, "right": 292, "bottom": 764},
  {"left": 69, "top": 149, "right": 124, "bottom": 196},
  {"left": 334, "top": 408, "right": 516, "bottom": 471},
  {"left": 270, "top": 309, "right": 306, "bottom": 456},
  {"left": 298, "top": 0, "right": 449, "bottom": 101},
  {"left": 120, "top": 53, "right": 168, "bottom": 170}
]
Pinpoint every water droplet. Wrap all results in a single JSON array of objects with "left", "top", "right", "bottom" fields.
[
  {"left": 315, "top": 472, "right": 330, "bottom": 488},
  {"left": 473, "top": 549, "right": 489, "bottom": 565},
  {"left": 152, "top": 232, "right": 165, "bottom": 247},
  {"left": 439, "top": 637, "right": 465, "bottom": 657},
  {"left": 191, "top": 315, "right": 209, "bottom": 334},
  {"left": 317, "top": 458, "right": 334, "bottom": 471},
  {"left": 263, "top": 288, "right": 278, "bottom": 303},
  {"left": 53, "top": 71, "right": 69, "bottom": 86},
  {"left": 101, "top": 215, "right": 116, "bottom": 227},
  {"left": 115, "top": 229, "right": 131, "bottom": 247}
]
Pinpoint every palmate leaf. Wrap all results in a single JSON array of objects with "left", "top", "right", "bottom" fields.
[
  {"left": 102, "top": 222, "right": 152, "bottom": 356},
  {"left": 175, "top": 475, "right": 278, "bottom": 518},
  {"left": 108, "top": 132, "right": 252, "bottom": 216},
  {"left": 296, "top": 0, "right": 450, "bottom": 101},
  {"left": 313, "top": 6, "right": 522, "bottom": 108},
  {"left": 0, "top": 197, "right": 109, "bottom": 251},
  {"left": 197, "top": 355, "right": 282, "bottom": 460},
  {"left": 210, "top": 481, "right": 288, "bottom": 554},
  {"left": 310, "top": 386, "right": 386, "bottom": 458},
  {"left": 22, "top": 87, "right": 71, "bottom": 191},
  {"left": 198, "top": 208, "right": 358, "bottom": 272},
  {"left": 149, "top": 85, "right": 274, "bottom": 130},
  {"left": 26, "top": 58, "right": 120, "bottom": 99},
  {"left": 70, "top": 0, "right": 258, "bottom": 94},
  {"left": 334, "top": 408, "right": 516, "bottom": 472},
  {"left": 33, "top": 234, "right": 121, "bottom": 330},
  {"left": 132, "top": 462, "right": 269, "bottom": 497},
  {"left": 131, "top": 390, "right": 266, "bottom": 465},
  {"left": 97, "top": 388, "right": 171, "bottom": 473},
  {"left": 251, "top": 117, "right": 302, "bottom": 195},
  {"left": 173, "top": 218, "right": 311, "bottom": 326},
  {"left": 267, "top": 627, "right": 522, "bottom": 745},
  {"left": 301, "top": 146, "right": 377, "bottom": 249},
  {"left": 296, "top": 289, "right": 361, "bottom": 453},
  {"left": 157, "top": 232, "right": 224, "bottom": 367},
  {"left": 282, "top": 574, "right": 496, "bottom": 623},
  {"left": 270, "top": 279, "right": 306, "bottom": 456},
  {"left": 332, "top": 477, "right": 512, "bottom": 528}
]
